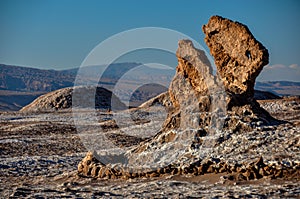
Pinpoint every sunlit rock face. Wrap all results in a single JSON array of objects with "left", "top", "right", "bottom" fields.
[
  {"left": 203, "top": 15, "right": 269, "bottom": 108},
  {"left": 163, "top": 39, "right": 226, "bottom": 133},
  {"left": 202, "top": 15, "right": 278, "bottom": 128}
]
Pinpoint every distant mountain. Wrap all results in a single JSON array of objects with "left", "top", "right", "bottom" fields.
[
  {"left": 0, "top": 63, "right": 299, "bottom": 111},
  {"left": 0, "top": 64, "right": 75, "bottom": 92},
  {"left": 0, "top": 90, "right": 46, "bottom": 111},
  {"left": 0, "top": 63, "right": 174, "bottom": 111},
  {"left": 63, "top": 63, "right": 175, "bottom": 87},
  {"left": 253, "top": 90, "right": 281, "bottom": 100},
  {"left": 63, "top": 63, "right": 140, "bottom": 80},
  {"left": 255, "top": 81, "right": 300, "bottom": 96},
  {"left": 0, "top": 63, "right": 174, "bottom": 91}
]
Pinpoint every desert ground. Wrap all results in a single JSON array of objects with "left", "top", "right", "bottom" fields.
[{"left": 0, "top": 97, "right": 299, "bottom": 198}]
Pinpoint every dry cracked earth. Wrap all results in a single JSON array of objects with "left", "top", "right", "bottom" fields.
[{"left": 0, "top": 97, "right": 299, "bottom": 198}]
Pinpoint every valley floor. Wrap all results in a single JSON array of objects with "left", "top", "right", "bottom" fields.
[{"left": 0, "top": 97, "right": 299, "bottom": 198}]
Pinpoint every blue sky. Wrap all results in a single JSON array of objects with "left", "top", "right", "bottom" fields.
[{"left": 0, "top": 0, "right": 299, "bottom": 81}]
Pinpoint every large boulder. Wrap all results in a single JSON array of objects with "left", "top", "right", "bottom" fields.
[{"left": 202, "top": 15, "right": 269, "bottom": 107}]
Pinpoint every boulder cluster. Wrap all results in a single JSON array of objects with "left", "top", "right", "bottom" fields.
[{"left": 78, "top": 152, "right": 300, "bottom": 181}]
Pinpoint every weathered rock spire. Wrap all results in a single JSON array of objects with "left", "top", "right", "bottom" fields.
[{"left": 202, "top": 15, "right": 269, "bottom": 108}]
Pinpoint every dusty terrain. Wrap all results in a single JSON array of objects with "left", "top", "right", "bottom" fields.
[{"left": 0, "top": 97, "right": 299, "bottom": 198}]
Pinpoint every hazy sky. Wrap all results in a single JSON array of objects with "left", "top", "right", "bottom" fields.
[{"left": 0, "top": 0, "right": 299, "bottom": 81}]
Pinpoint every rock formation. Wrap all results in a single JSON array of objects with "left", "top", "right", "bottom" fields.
[
  {"left": 201, "top": 16, "right": 279, "bottom": 130},
  {"left": 21, "top": 86, "right": 126, "bottom": 112},
  {"left": 162, "top": 39, "right": 226, "bottom": 132},
  {"left": 77, "top": 16, "right": 285, "bottom": 180},
  {"left": 143, "top": 16, "right": 277, "bottom": 136},
  {"left": 202, "top": 15, "right": 269, "bottom": 108},
  {"left": 78, "top": 152, "right": 300, "bottom": 181}
]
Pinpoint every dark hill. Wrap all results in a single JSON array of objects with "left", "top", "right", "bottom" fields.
[{"left": 20, "top": 86, "right": 126, "bottom": 112}]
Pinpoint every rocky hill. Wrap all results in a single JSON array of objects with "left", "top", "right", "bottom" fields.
[{"left": 20, "top": 86, "right": 126, "bottom": 112}]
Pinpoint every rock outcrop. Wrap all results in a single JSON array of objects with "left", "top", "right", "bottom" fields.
[
  {"left": 78, "top": 152, "right": 300, "bottom": 180},
  {"left": 201, "top": 16, "right": 278, "bottom": 130},
  {"left": 202, "top": 15, "right": 269, "bottom": 108},
  {"left": 162, "top": 39, "right": 226, "bottom": 133},
  {"left": 21, "top": 86, "right": 126, "bottom": 112},
  {"left": 139, "top": 91, "right": 172, "bottom": 109},
  {"left": 147, "top": 16, "right": 276, "bottom": 136},
  {"left": 78, "top": 16, "right": 285, "bottom": 180}
]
